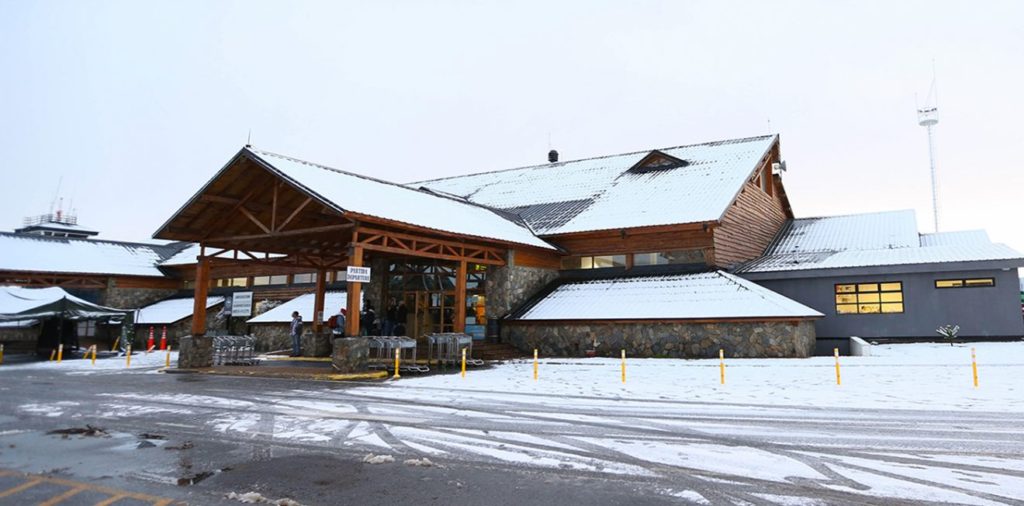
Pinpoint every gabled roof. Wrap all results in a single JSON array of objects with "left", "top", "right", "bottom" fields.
[
  {"left": 174, "top": 148, "right": 554, "bottom": 250},
  {"left": 513, "top": 271, "right": 822, "bottom": 320},
  {"left": 0, "top": 232, "right": 180, "bottom": 278},
  {"left": 414, "top": 135, "right": 779, "bottom": 235},
  {"left": 737, "top": 210, "right": 1024, "bottom": 274}
]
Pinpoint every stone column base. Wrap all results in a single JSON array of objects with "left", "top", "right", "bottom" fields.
[
  {"left": 332, "top": 337, "right": 369, "bottom": 373},
  {"left": 302, "top": 331, "right": 333, "bottom": 357},
  {"left": 178, "top": 336, "right": 213, "bottom": 368}
]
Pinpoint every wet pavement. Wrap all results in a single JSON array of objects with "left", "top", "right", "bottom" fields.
[{"left": 0, "top": 358, "right": 1022, "bottom": 505}]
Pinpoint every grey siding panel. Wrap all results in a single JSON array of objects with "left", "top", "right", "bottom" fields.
[{"left": 745, "top": 269, "right": 1023, "bottom": 338}]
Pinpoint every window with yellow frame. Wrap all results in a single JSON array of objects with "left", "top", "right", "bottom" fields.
[{"left": 835, "top": 282, "right": 903, "bottom": 314}]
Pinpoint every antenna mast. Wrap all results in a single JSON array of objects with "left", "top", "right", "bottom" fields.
[{"left": 916, "top": 67, "right": 940, "bottom": 232}]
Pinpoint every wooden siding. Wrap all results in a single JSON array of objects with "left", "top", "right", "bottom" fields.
[
  {"left": 546, "top": 226, "right": 714, "bottom": 257},
  {"left": 513, "top": 248, "right": 561, "bottom": 269},
  {"left": 712, "top": 180, "right": 788, "bottom": 267}
]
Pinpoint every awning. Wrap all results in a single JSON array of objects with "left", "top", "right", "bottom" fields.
[{"left": 0, "top": 286, "right": 128, "bottom": 322}]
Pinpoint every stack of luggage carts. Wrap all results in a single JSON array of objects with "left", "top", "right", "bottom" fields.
[
  {"left": 367, "top": 336, "right": 429, "bottom": 373},
  {"left": 427, "top": 333, "right": 484, "bottom": 369},
  {"left": 212, "top": 335, "right": 258, "bottom": 366}
]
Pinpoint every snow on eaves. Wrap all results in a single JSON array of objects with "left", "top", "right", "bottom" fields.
[
  {"left": 246, "top": 149, "right": 555, "bottom": 250},
  {"left": 247, "top": 291, "right": 352, "bottom": 324},
  {"left": 737, "top": 242, "right": 1024, "bottom": 273},
  {"left": 516, "top": 271, "right": 822, "bottom": 321},
  {"left": 919, "top": 230, "right": 990, "bottom": 247},
  {"left": 135, "top": 296, "right": 225, "bottom": 325},
  {"left": 414, "top": 135, "right": 777, "bottom": 235},
  {"left": 0, "top": 233, "right": 169, "bottom": 277}
]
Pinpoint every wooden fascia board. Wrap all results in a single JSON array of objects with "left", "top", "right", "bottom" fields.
[
  {"left": 346, "top": 212, "right": 548, "bottom": 253},
  {"left": 541, "top": 221, "right": 717, "bottom": 241},
  {"left": 153, "top": 147, "right": 250, "bottom": 240}
]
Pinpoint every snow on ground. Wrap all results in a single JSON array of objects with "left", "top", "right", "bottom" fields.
[
  {"left": 366, "top": 342, "right": 1024, "bottom": 413},
  {"left": 0, "top": 350, "right": 177, "bottom": 373}
]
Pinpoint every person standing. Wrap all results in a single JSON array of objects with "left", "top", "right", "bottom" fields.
[
  {"left": 290, "top": 311, "right": 303, "bottom": 356},
  {"left": 384, "top": 297, "right": 398, "bottom": 336},
  {"left": 394, "top": 299, "right": 408, "bottom": 336},
  {"left": 330, "top": 308, "right": 346, "bottom": 337}
]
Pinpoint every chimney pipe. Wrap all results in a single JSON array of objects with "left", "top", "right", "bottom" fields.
[{"left": 548, "top": 150, "right": 559, "bottom": 163}]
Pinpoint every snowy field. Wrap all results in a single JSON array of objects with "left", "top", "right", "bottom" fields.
[{"left": 373, "top": 341, "right": 1024, "bottom": 413}]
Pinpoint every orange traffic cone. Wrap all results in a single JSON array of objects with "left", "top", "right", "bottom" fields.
[
  {"left": 147, "top": 326, "right": 155, "bottom": 352},
  {"left": 159, "top": 326, "right": 167, "bottom": 351}
]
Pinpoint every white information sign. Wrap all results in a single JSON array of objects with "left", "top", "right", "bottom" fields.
[
  {"left": 346, "top": 266, "right": 372, "bottom": 283},
  {"left": 230, "top": 291, "right": 254, "bottom": 317}
]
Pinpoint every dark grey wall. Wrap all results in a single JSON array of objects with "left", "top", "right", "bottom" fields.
[{"left": 745, "top": 268, "right": 1023, "bottom": 339}]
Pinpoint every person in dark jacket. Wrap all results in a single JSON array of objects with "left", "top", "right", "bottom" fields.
[
  {"left": 361, "top": 302, "right": 376, "bottom": 336},
  {"left": 384, "top": 298, "right": 398, "bottom": 336},
  {"left": 290, "top": 311, "right": 303, "bottom": 356},
  {"left": 394, "top": 300, "right": 408, "bottom": 336}
]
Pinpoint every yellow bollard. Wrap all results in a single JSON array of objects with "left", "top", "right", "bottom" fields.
[
  {"left": 111, "top": 336, "right": 120, "bottom": 352},
  {"left": 57, "top": 344, "right": 64, "bottom": 363},
  {"left": 166, "top": 345, "right": 172, "bottom": 368},
  {"left": 719, "top": 349, "right": 725, "bottom": 385},
  {"left": 0, "top": 343, "right": 4, "bottom": 365},
  {"left": 834, "top": 348, "right": 841, "bottom": 386},
  {"left": 461, "top": 348, "right": 466, "bottom": 378},
  {"left": 971, "top": 347, "right": 979, "bottom": 388},
  {"left": 91, "top": 345, "right": 97, "bottom": 366},
  {"left": 392, "top": 348, "right": 400, "bottom": 379},
  {"left": 126, "top": 345, "right": 132, "bottom": 368},
  {"left": 533, "top": 349, "right": 538, "bottom": 381},
  {"left": 50, "top": 349, "right": 56, "bottom": 361},
  {"left": 620, "top": 349, "right": 626, "bottom": 383}
]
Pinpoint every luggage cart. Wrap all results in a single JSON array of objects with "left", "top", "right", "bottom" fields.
[
  {"left": 368, "top": 336, "right": 428, "bottom": 373},
  {"left": 212, "top": 335, "right": 258, "bottom": 366},
  {"left": 427, "top": 333, "right": 484, "bottom": 368}
]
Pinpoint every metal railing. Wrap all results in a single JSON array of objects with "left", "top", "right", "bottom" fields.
[
  {"left": 212, "top": 335, "right": 258, "bottom": 366},
  {"left": 367, "top": 336, "right": 429, "bottom": 373},
  {"left": 427, "top": 333, "right": 484, "bottom": 368}
]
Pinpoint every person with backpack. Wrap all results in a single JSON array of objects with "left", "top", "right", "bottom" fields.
[{"left": 328, "top": 307, "right": 346, "bottom": 337}]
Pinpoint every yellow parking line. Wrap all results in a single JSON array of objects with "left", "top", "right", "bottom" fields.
[
  {"left": 93, "top": 494, "right": 127, "bottom": 506},
  {"left": 0, "top": 478, "right": 43, "bottom": 498},
  {"left": 38, "top": 485, "right": 85, "bottom": 506}
]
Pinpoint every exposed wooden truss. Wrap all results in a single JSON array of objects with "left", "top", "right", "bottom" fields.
[{"left": 352, "top": 226, "right": 506, "bottom": 266}]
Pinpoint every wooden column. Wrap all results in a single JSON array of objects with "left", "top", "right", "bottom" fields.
[
  {"left": 312, "top": 268, "right": 327, "bottom": 333},
  {"left": 454, "top": 260, "right": 467, "bottom": 333},
  {"left": 190, "top": 255, "right": 210, "bottom": 336},
  {"left": 345, "top": 246, "right": 363, "bottom": 337}
]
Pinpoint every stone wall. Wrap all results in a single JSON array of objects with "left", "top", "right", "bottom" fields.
[
  {"left": 104, "top": 287, "right": 178, "bottom": 309},
  {"left": 248, "top": 323, "right": 332, "bottom": 356},
  {"left": 501, "top": 320, "right": 817, "bottom": 359},
  {"left": 0, "top": 326, "right": 40, "bottom": 344},
  {"left": 485, "top": 259, "right": 558, "bottom": 319}
]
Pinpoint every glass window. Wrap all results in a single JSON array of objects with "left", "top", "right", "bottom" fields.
[
  {"left": 213, "top": 277, "right": 247, "bottom": 288},
  {"left": 633, "top": 250, "right": 706, "bottom": 266},
  {"left": 77, "top": 321, "right": 96, "bottom": 337},
  {"left": 335, "top": 271, "right": 347, "bottom": 283},
  {"left": 836, "top": 281, "right": 903, "bottom": 315},
  {"left": 592, "top": 255, "right": 626, "bottom": 268},
  {"left": 292, "top": 273, "right": 315, "bottom": 284},
  {"left": 936, "top": 278, "right": 995, "bottom": 289},
  {"left": 270, "top": 275, "right": 288, "bottom": 285}
]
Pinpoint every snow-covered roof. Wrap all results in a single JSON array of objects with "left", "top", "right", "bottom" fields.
[
  {"left": 134, "top": 296, "right": 224, "bottom": 325},
  {"left": 0, "top": 233, "right": 174, "bottom": 277},
  {"left": 766, "top": 210, "right": 919, "bottom": 254},
  {"left": 247, "top": 291, "right": 352, "bottom": 324},
  {"left": 159, "top": 243, "right": 202, "bottom": 266},
  {"left": 738, "top": 211, "right": 1023, "bottom": 274},
  {"left": 246, "top": 149, "right": 554, "bottom": 250},
  {"left": 415, "top": 135, "right": 777, "bottom": 235},
  {"left": 515, "top": 271, "right": 822, "bottom": 320},
  {"left": 920, "top": 230, "right": 990, "bottom": 247}
]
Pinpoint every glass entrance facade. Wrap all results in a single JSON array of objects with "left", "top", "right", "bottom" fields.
[{"left": 386, "top": 261, "right": 487, "bottom": 339}]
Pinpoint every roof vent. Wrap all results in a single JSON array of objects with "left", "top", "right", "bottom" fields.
[{"left": 548, "top": 150, "right": 559, "bottom": 163}]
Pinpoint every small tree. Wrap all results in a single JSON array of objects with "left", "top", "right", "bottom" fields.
[{"left": 936, "top": 324, "right": 960, "bottom": 346}]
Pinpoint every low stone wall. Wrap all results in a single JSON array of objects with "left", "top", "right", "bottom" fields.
[
  {"left": 501, "top": 320, "right": 817, "bottom": 359},
  {"left": 332, "top": 337, "right": 369, "bottom": 373},
  {"left": 485, "top": 261, "right": 558, "bottom": 319},
  {"left": 249, "top": 324, "right": 333, "bottom": 356}
]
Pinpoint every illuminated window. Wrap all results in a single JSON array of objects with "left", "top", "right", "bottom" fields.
[
  {"left": 936, "top": 278, "right": 995, "bottom": 289},
  {"left": 835, "top": 282, "right": 903, "bottom": 315},
  {"left": 213, "top": 277, "right": 247, "bottom": 288}
]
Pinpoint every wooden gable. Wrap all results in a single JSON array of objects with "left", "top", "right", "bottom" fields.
[{"left": 627, "top": 150, "right": 690, "bottom": 173}]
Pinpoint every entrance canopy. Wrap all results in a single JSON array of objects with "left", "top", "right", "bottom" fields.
[{"left": 0, "top": 286, "right": 127, "bottom": 322}]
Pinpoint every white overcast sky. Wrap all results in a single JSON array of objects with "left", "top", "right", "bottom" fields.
[{"left": 2, "top": 1, "right": 1022, "bottom": 250}]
